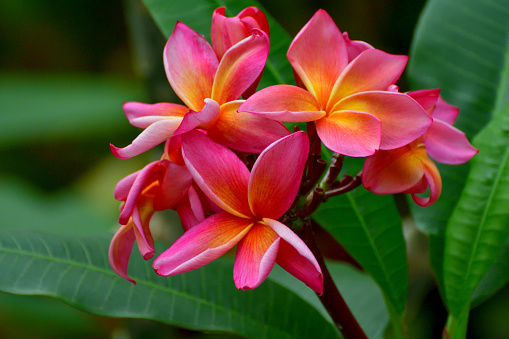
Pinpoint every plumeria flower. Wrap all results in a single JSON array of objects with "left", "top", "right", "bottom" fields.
[
  {"left": 239, "top": 9, "right": 431, "bottom": 157},
  {"left": 153, "top": 130, "right": 323, "bottom": 293},
  {"left": 111, "top": 20, "right": 288, "bottom": 159},
  {"left": 362, "top": 90, "right": 478, "bottom": 206}
]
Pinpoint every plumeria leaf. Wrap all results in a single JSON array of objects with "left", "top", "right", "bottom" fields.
[
  {"left": 0, "top": 230, "right": 340, "bottom": 338},
  {"left": 407, "top": 0, "right": 509, "bottom": 298},
  {"left": 142, "top": 0, "right": 293, "bottom": 89},
  {"left": 443, "top": 102, "right": 509, "bottom": 319},
  {"left": 313, "top": 187, "right": 408, "bottom": 318}
]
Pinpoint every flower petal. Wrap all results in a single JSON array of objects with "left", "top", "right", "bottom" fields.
[
  {"left": 263, "top": 218, "right": 323, "bottom": 294},
  {"left": 153, "top": 211, "right": 253, "bottom": 276},
  {"left": 211, "top": 7, "right": 251, "bottom": 59},
  {"left": 110, "top": 117, "right": 183, "bottom": 159},
  {"left": 411, "top": 158, "right": 442, "bottom": 207},
  {"left": 233, "top": 222, "right": 280, "bottom": 290},
  {"left": 333, "top": 91, "right": 432, "bottom": 150},
  {"left": 176, "top": 185, "right": 206, "bottom": 231},
  {"left": 238, "top": 85, "right": 325, "bottom": 122},
  {"left": 211, "top": 29, "right": 270, "bottom": 105},
  {"left": 109, "top": 223, "right": 136, "bottom": 284},
  {"left": 164, "top": 22, "right": 218, "bottom": 111},
  {"left": 407, "top": 89, "right": 440, "bottom": 115},
  {"left": 287, "top": 10, "right": 348, "bottom": 107},
  {"left": 114, "top": 170, "right": 140, "bottom": 201},
  {"left": 249, "top": 131, "right": 309, "bottom": 219},
  {"left": 327, "top": 49, "right": 408, "bottom": 111},
  {"left": 425, "top": 119, "right": 478, "bottom": 164},
  {"left": 362, "top": 143, "right": 425, "bottom": 194},
  {"left": 207, "top": 101, "right": 290, "bottom": 154},
  {"left": 132, "top": 201, "right": 155, "bottom": 260},
  {"left": 315, "top": 111, "right": 381, "bottom": 157},
  {"left": 181, "top": 130, "right": 252, "bottom": 218},
  {"left": 154, "top": 161, "right": 193, "bottom": 210},
  {"left": 343, "top": 32, "right": 373, "bottom": 61},
  {"left": 123, "top": 102, "right": 189, "bottom": 128},
  {"left": 173, "top": 98, "right": 221, "bottom": 135},
  {"left": 434, "top": 96, "right": 459, "bottom": 125}
]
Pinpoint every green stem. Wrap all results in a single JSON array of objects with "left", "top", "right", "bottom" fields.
[
  {"left": 384, "top": 295, "right": 409, "bottom": 339},
  {"left": 445, "top": 306, "right": 470, "bottom": 339}
]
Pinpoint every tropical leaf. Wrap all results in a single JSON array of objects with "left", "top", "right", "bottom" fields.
[
  {"left": 142, "top": 0, "right": 294, "bottom": 89},
  {"left": 443, "top": 103, "right": 509, "bottom": 319},
  {"left": 0, "top": 230, "right": 340, "bottom": 338}
]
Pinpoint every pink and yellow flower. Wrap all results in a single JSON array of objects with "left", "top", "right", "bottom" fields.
[
  {"left": 239, "top": 9, "right": 431, "bottom": 157},
  {"left": 153, "top": 130, "right": 323, "bottom": 293},
  {"left": 111, "top": 19, "right": 288, "bottom": 159},
  {"left": 362, "top": 90, "right": 478, "bottom": 206}
]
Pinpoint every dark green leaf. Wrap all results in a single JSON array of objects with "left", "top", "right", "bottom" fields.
[
  {"left": 313, "top": 188, "right": 407, "bottom": 316},
  {"left": 142, "top": 0, "right": 294, "bottom": 89},
  {"left": 443, "top": 102, "right": 509, "bottom": 316},
  {"left": 0, "top": 230, "right": 339, "bottom": 338}
]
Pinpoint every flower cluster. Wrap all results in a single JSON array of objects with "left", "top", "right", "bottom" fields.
[{"left": 109, "top": 8, "right": 477, "bottom": 292}]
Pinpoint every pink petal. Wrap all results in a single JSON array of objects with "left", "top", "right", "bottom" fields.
[
  {"left": 315, "top": 111, "right": 381, "bottom": 157},
  {"left": 164, "top": 136, "right": 185, "bottom": 166},
  {"left": 238, "top": 7, "right": 270, "bottom": 35},
  {"left": 173, "top": 98, "right": 221, "bottom": 135},
  {"left": 238, "top": 85, "right": 325, "bottom": 122},
  {"left": 211, "top": 29, "right": 270, "bottom": 105},
  {"left": 434, "top": 96, "right": 460, "bottom": 125},
  {"left": 263, "top": 218, "right": 323, "bottom": 294},
  {"left": 249, "top": 132, "right": 309, "bottom": 219},
  {"left": 109, "top": 223, "right": 136, "bottom": 284},
  {"left": 153, "top": 211, "right": 253, "bottom": 276},
  {"left": 164, "top": 22, "right": 218, "bottom": 112},
  {"left": 233, "top": 222, "right": 280, "bottom": 290},
  {"left": 176, "top": 185, "right": 206, "bottom": 231},
  {"left": 327, "top": 49, "right": 408, "bottom": 111},
  {"left": 110, "top": 117, "right": 183, "bottom": 159},
  {"left": 123, "top": 102, "right": 189, "bottom": 128},
  {"left": 154, "top": 161, "right": 193, "bottom": 211},
  {"left": 411, "top": 158, "right": 442, "bottom": 207},
  {"left": 114, "top": 170, "right": 140, "bottom": 201},
  {"left": 362, "top": 143, "right": 425, "bottom": 194},
  {"left": 207, "top": 100, "right": 290, "bottom": 154},
  {"left": 333, "top": 91, "right": 432, "bottom": 150},
  {"left": 211, "top": 7, "right": 251, "bottom": 60},
  {"left": 287, "top": 10, "right": 348, "bottom": 107},
  {"left": 132, "top": 201, "right": 155, "bottom": 260},
  {"left": 343, "top": 32, "right": 373, "bottom": 61},
  {"left": 118, "top": 161, "right": 161, "bottom": 225},
  {"left": 181, "top": 130, "right": 252, "bottom": 218},
  {"left": 425, "top": 119, "right": 478, "bottom": 164},
  {"left": 407, "top": 89, "right": 440, "bottom": 115}
]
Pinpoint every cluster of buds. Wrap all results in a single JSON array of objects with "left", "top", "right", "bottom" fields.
[{"left": 109, "top": 8, "right": 477, "bottom": 292}]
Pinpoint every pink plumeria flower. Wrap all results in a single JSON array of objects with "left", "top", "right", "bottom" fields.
[
  {"left": 110, "top": 21, "right": 288, "bottom": 159},
  {"left": 153, "top": 130, "right": 323, "bottom": 293},
  {"left": 239, "top": 9, "right": 431, "bottom": 157},
  {"left": 363, "top": 91, "right": 478, "bottom": 206}
]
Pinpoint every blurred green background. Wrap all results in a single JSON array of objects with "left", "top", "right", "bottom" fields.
[{"left": 0, "top": 0, "right": 507, "bottom": 338}]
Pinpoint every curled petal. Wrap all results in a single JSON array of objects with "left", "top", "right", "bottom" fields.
[
  {"left": 333, "top": 91, "right": 432, "bottom": 150},
  {"left": 174, "top": 98, "right": 221, "bottom": 135},
  {"left": 155, "top": 161, "right": 193, "bottom": 211},
  {"left": 176, "top": 185, "right": 206, "bottom": 231},
  {"left": 212, "top": 29, "right": 270, "bottom": 105},
  {"left": 238, "top": 85, "right": 325, "bottom": 122},
  {"left": 211, "top": 7, "right": 251, "bottom": 59},
  {"left": 123, "top": 102, "right": 189, "bottom": 128},
  {"left": 411, "top": 159, "right": 442, "bottom": 207},
  {"left": 207, "top": 101, "right": 290, "bottom": 154},
  {"left": 425, "top": 119, "right": 478, "bottom": 164},
  {"left": 343, "top": 32, "right": 373, "bottom": 61},
  {"left": 153, "top": 212, "right": 253, "bottom": 276},
  {"left": 434, "top": 96, "right": 459, "bottom": 125},
  {"left": 263, "top": 218, "right": 323, "bottom": 294},
  {"left": 164, "top": 135, "right": 185, "bottom": 166},
  {"left": 233, "top": 223, "right": 280, "bottom": 290},
  {"left": 327, "top": 49, "right": 408, "bottom": 110},
  {"left": 109, "top": 223, "right": 136, "bottom": 284},
  {"left": 315, "top": 111, "right": 381, "bottom": 157},
  {"left": 132, "top": 200, "right": 155, "bottom": 260},
  {"left": 114, "top": 170, "right": 140, "bottom": 201},
  {"left": 249, "top": 132, "right": 309, "bottom": 219},
  {"left": 287, "top": 9, "right": 348, "bottom": 107},
  {"left": 110, "top": 117, "right": 183, "bottom": 159},
  {"left": 362, "top": 144, "right": 425, "bottom": 194},
  {"left": 238, "top": 7, "right": 270, "bottom": 35},
  {"left": 407, "top": 89, "right": 440, "bottom": 115},
  {"left": 164, "top": 22, "right": 218, "bottom": 111},
  {"left": 181, "top": 130, "right": 252, "bottom": 218}
]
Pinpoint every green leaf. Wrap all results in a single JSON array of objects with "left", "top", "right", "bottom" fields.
[
  {"left": 313, "top": 188, "right": 408, "bottom": 317},
  {"left": 407, "top": 0, "right": 509, "bottom": 298},
  {"left": 443, "top": 102, "right": 509, "bottom": 318},
  {"left": 142, "top": 0, "right": 294, "bottom": 88},
  {"left": 0, "top": 72, "right": 146, "bottom": 147},
  {"left": 0, "top": 230, "right": 340, "bottom": 338}
]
